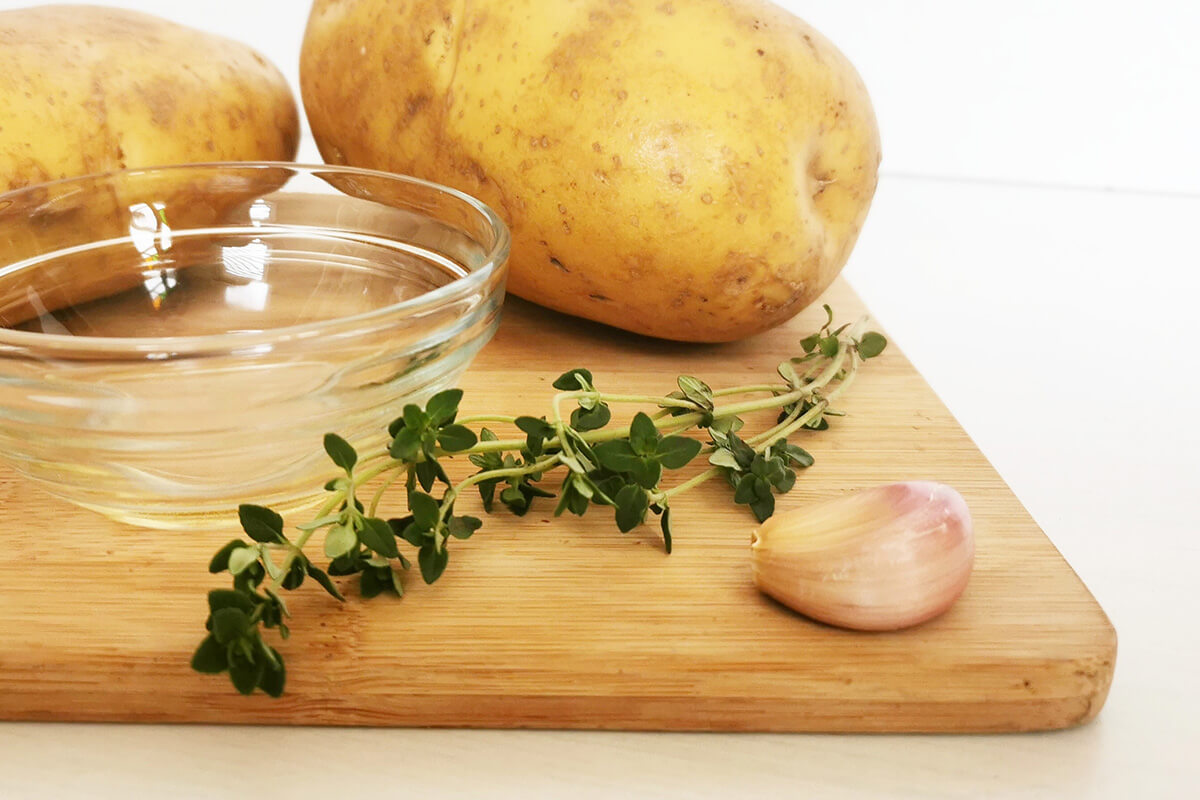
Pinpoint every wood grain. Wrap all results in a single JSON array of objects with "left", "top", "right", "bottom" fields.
[{"left": 0, "top": 279, "right": 1116, "bottom": 731}]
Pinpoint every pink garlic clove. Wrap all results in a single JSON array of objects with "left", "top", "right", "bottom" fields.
[{"left": 750, "top": 481, "right": 974, "bottom": 631}]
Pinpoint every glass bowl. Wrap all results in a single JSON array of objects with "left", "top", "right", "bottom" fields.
[{"left": 0, "top": 163, "right": 509, "bottom": 529}]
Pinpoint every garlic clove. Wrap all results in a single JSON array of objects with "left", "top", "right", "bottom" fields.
[{"left": 750, "top": 481, "right": 974, "bottom": 631}]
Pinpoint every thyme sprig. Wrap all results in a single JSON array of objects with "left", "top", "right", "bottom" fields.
[{"left": 192, "top": 307, "right": 886, "bottom": 696}]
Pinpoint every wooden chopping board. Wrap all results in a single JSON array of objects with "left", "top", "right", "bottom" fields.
[{"left": 0, "top": 279, "right": 1116, "bottom": 732}]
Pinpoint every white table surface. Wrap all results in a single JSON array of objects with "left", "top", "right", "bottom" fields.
[{"left": 1, "top": 1, "right": 1197, "bottom": 797}]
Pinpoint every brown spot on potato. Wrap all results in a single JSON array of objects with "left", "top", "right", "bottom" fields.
[
  {"left": 494, "top": 124, "right": 502, "bottom": 134},
  {"left": 404, "top": 93, "right": 430, "bottom": 120},
  {"left": 591, "top": 141, "right": 602, "bottom": 153},
  {"left": 549, "top": 257, "right": 568, "bottom": 273},
  {"left": 589, "top": 293, "right": 612, "bottom": 302},
  {"left": 669, "top": 171, "right": 684, "bottom": 184},
  {"left": 656, "top": 1, "right": 676, "bottom": 14},
  {"left": 557, "top": 203, "right": 567, "bottom": 214},
  {"left": 701, "top": 193, "right": 713, "bottom": 204},
  {"left": 736, "top": 213, "right": 748, "bottom": 224},
  {"left": 612, "top": 155, "right": 621, "bottom": 168},
  {"left": 570, "top": 89, "right": 580, "bottom": 100}
]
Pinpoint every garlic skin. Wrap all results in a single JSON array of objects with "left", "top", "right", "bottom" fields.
[{"left": 750, "top": 482, "right": 974, "bottom": 631}]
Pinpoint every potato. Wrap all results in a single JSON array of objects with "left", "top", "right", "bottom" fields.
[
  {"left": 0, "top": 5, "right": 299, "bottom": 192},
  {"left": 0, "top": 6, "right": 300, "bottom": 329},
  {"left": 301, "top": 0, "right": 878, "bottom": 342}
]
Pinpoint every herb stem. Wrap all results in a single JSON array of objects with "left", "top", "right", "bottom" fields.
[
  {"left": 440, "top": 455, "right": 560, "bottom": 510},
  {"left": 455, "top": 414, "right": 519, "bottom": 425},
  {"left": 711, "top": 385, "right": 783, "bottom": 397}
]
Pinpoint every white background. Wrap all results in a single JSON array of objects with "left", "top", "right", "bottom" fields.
[{"left": 1, "top": 1, "right": 1197, "bottom": 797}]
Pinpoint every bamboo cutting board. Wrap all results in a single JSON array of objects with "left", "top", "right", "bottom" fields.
[{"left": 0, "top": 279, "right": 1116, "bottom": 732}]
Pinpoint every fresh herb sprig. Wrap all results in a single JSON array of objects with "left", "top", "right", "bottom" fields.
[{"left": 193, "top": 308, "right": 886, "bottom": 696}]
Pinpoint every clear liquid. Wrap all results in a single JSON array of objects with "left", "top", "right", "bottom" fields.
[{"left": 7, "top": 228, "right": 468, "bottom": 338}]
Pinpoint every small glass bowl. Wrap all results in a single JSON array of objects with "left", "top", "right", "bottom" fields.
[{"left": 0, "top": 163, "right": 509, "bottom": 529}]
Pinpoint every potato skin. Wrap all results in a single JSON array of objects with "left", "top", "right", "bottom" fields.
[
  {"left": 0, "top": 5, "right": 299, "bottom": 191},
  {"left": 302, "top": 0, "right": 879, "bottom": 342}
]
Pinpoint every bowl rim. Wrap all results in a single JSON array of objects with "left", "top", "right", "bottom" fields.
[{"left": 0, "top": 162, "right": 510, "bottom": 359}]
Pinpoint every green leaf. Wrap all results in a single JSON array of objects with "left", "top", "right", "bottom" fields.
[
  {"left": 515, "top": 416, "right": 555, "bottom": 455},
  {"left": 728, "top": 435, "right": 756, "bottom": 470},
  {"left": 403, "top": 404, "right": 427, "bottom": 430},
  {"left": 390, "top": 567, "right": 406, "bottom": 596},
  {"left": 227, "top": 546, "right": 260, "bottom": 577},
  {"left": 260, "top": 652, "right": 286, "bottom": 698},
  {"left": 414, "top": 459, "right": 449, "bottom": 492},
  {"left": 677, "top": 376, "right": 714, "bottom": 411},
  {"left": 437, "top": 424, "right": 478, "bottom": 452},
  {"left": 750, "top": 454, "right": 770, "bottom": 479},
  {"left": 394, "top": 520, "right": 427, "bottom": 547},
  {"left": 628, "top": 457, "right": 663, "bottom": 490},
  {"left": 238, "top": 505, "right": 284, "bottom": 544},
  {"left": 800, "top": 333, "right": 820, "bottom": 353},
  {"left": 570, "top": 403, "right": 611, "bottom": 431},
  {"left": 418, "top": 543, "right": 449, "bottom": 584},
  {"left": 857, "top": 331, "right": 888, "bottom": 359},
  {"left": 208, "top": 589, "right": 256, "bottom": 614},
  {"left": 478, "top": 480, "right": 497, "bottom": 511},
  {"left": 656, "top": 436, "right": 701, "bottom": 469},
  {"left": 593, "top": 439, "right": 639, "bottom": 472},
  {"left": 228, "top": 652, "right": 265, "bottom": 696},
  {"left": 387, "top": 415, "right": 407, "bottom": 438},
  {"left": 281, "top": 559, "right": 306, "bottom": 590},
  {"left": 628, "top": 412, "right": 660, "bottom": 456},
  {"left": 614, "top": 484, "right": 649, "bottom": 532},
  {"left": 232, "top": 562, "right": 265, "bottom": 592},
  {"left": 190, "top": 634, "right": 227, "bottom": 674},
  {"left": 749, "top": 493, "right": 775, "bottom": 522},
  {"left": 389, "top": 427, "right": 422, "bottom": 461},
  {"left": 448, "top": 515, "right": 482, "bottom": 539},
  {"left": 358, "top": 517, "right": 399, "bottom": 558},
  {"left": 211, "top": 607, "right": 250, "bottom": 645},
  {"left": 323, "top": 433, "right": 358, "bottom": 473},
  {"left": 208, "top": 539, "right": 248, "bottom": 573},
  {"left": 777, "top": 441, "right": 814, "bottom": 468},
  {"left": 818, "top": 336, "right": 840, "bottom": 358},
  {"left": 777, "top": 361, "right": 800, "bottom": 388},
  {"left": 752, "top": 476, "right": 771, "bottom": 499},
  {"left": 708, "top": 449, "right": 740, "bottom": 469},
  {"left": 408, "top": 491, "right": 441, "bottom": 530},
  {"left": 710, "top": 415, "right": 744, "bottom": 435},
  {"left": 552, "top": 368, "right": 593, "bottom": 390},
  {"left": 323, "top": 524, "right": 357, "bottom": 560},
  {"left": 660, "top": 507, "right": 673, "bottom": 554},
  {"left": 360, "top": 568, "right": 385, "bottom": 599},
  {"left": 733, "top": 473, "right": 758, "bottom": 504},
  {"left": 305, "top": 563, "right": 345, "bottom": 601},
  {"left": 822, "top": 303, "right": 834, "bottom": 328},
  {"left": 425, "top": 388, "right": 463, "bottom": 425},
  {"left": 774, "top": 469, "right": 797, "bottom": 493}
]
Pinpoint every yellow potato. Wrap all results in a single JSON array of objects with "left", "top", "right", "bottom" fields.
[
  {"left": 302, "top": 0, "right": 879, "bottom": 342},
  {"left": 0, "top": 6, "right": 300, "bottom": 328},
  {"left": 0, "top": 5, "right": 299, "bottom": 191}
]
